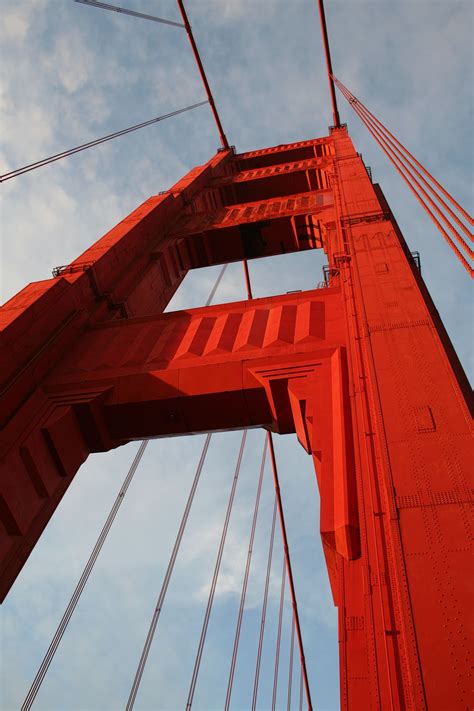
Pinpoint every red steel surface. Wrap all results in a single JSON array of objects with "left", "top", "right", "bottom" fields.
[{"left": 1, "top": 129, "right": 472, "bottom": 709}]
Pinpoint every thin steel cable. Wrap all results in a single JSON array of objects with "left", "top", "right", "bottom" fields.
[
  {"left": 21, "top": 440, "right": 148, "bottom": 711},
  {"left": 336, "top": 84, "right": 473, "bottom": 276},
  {"left": 242, "top": 264, "right": 313, "bottom": 710},
  {"left": 267, "top": 433, "right": 313, "bottom": 710},
  {"left": 287, "top": 616, "right": 295, "bottom": 711},
  {"left": 335, "top": 81, "right": 473, "bottom": 259},
  {"left": 125, "top": 264, "right": 227, "bottom": 709},
  {"left": 126, "top": 434, "right": 212, "bottom": 710},
  {"left": 333, "top": 75, "right": 473, "bottom": 228},
  {"left": 252, "top": 498, "right": 278, "bottom": 711},
  {"left": 22, "top": 263, "right": 227, "bottom": 711},
  {"left": 1, "top": 101, "right": 208, "bottom": 182},
  {"left": 299, "top": 666, "right": 304, "bottom": 710},
  {"left": 74, "top": 0, "right": 184, "bottom": 27},
  {"left": 272, "top": 556, "right": 286, "bottom": 710},
  {"left": 205, "top": 264, "right": 228, "bottom": 306},
  {"left": 224, "top": 436, "right": 268, "bottom": 711},
  {"left": 186, "top": 430, "right": 248, "bottom": 710}
]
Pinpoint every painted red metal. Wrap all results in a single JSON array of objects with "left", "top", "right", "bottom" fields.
[
  {"left": 1, "top": 129, "right": 472, "bottom": 710},
  {"left": 176, "top": 0, "right": 229, "bottom": 149},
  {"left": 317, "top": 0, "right": 340, "bottom": 128}
]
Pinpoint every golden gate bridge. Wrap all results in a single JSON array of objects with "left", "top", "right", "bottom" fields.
[{"left": 1, "top": 1, "right": 472, "bottom": 709}]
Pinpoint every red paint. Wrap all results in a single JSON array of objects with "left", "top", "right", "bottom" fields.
[
  {"left": 1, "top": 129, "right": 472, "bottom": 710},
  {"left": 176, "top": 0, "right": 229, "bottom": 149}
]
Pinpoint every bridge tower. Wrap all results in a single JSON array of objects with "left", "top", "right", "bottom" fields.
[{"left": 1, "top": 125, "right": 472, "bottom": 709}]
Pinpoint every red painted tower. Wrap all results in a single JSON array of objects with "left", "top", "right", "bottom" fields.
[{"left": 1, "top": 126, "right": 472, "bottom": 709}]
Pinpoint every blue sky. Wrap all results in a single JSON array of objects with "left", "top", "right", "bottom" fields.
[{"left": 1, "top": 1, "right": 472, "bottom": 710}]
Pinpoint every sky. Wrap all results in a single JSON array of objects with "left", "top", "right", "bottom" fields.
[{"left": 0, "top": 1, "right": 472, "bottom": 710}]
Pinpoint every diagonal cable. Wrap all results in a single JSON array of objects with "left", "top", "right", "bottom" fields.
[
  {"left": 74, "top": 0, "right": 184, "bottom": 27},
  {"left": 21, "top": 440, "right": 148, "bottom": 711},
  {"left": 1, "top": 101, "right": 208, "bottom": 182}
]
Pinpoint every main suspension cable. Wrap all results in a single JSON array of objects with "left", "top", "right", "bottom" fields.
[
  {"left": 335, "top": 80, "right": 473, "bottom": 255},
  {"left": 21, "top": 440, "right": 148, "bottom": 711},
  {"left": 272, "top": 557, "right": 286, "bottom": 710},
  {"left": 316, "top": 0, "right": 340, "bottom": 127},
  {"left": 176, "top": 0, "right": 229, "bottom": 149},
  {"left": 252, "top": 498, "right": 278, "bottom": 711},
  {"left": 333, "top": 76, "right": 473, "bottom": 228},
  {"left": 333, "top": 79, "right": 472, "bottom": 276},
  {"left": 350, "top": 94, "right": 473, "bottom": 244},
  {"left": 343, "top": 89, "right": 473, "bottom": 259},
  {"left": 224, "top": 436, "right": 268, "bottom": 711},
  {"left": 186, "top": 430, "right": 247, "bottom": 709},
  {"left": 74, "top": 0, "right": 184, "bottom": 27},
  {"left": 1, "top": 101, "right": 208, "bottom": 183}
]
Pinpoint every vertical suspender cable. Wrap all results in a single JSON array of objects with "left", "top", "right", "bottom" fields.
[
  {"left": 22, "top": 264, "right": 228, "bottom": 711},
  {"left": 241, "top": 259, "right": 314, "bottom": 710},
  {"left": 287, "top": 616, "right": 295, "bottom": 710},
  {"left": 272, "top": 557, "right": 286, "bottom": 710},
  {"left": 21, "top": 441, "right": 148, "bottom": 711},
  {"left": 299, "top": 666, "right": 304, "bottom": 711},
  {"left": 224, "top": 436, "right": 268, "bottom": 711},
  {"left": 186, "top": 430, "right": 248, "bottom": 709},
  {"left": 206, "top": 264, "right": 228, "bottom": 305},
  {"left": 242, "top": 260, "right": 253, "bottom": 299},
  {"left": 126, "top": 264, "right": 227, "bottom": 709},
  {"left": 126, "top": 434, "right": 212, "bottom": 710},
  {"left": 252, "top": 499, "right": 278, "bottom": 710},
  {"left": 268, "top": 433, "right": 314, "bottom": 710}
]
